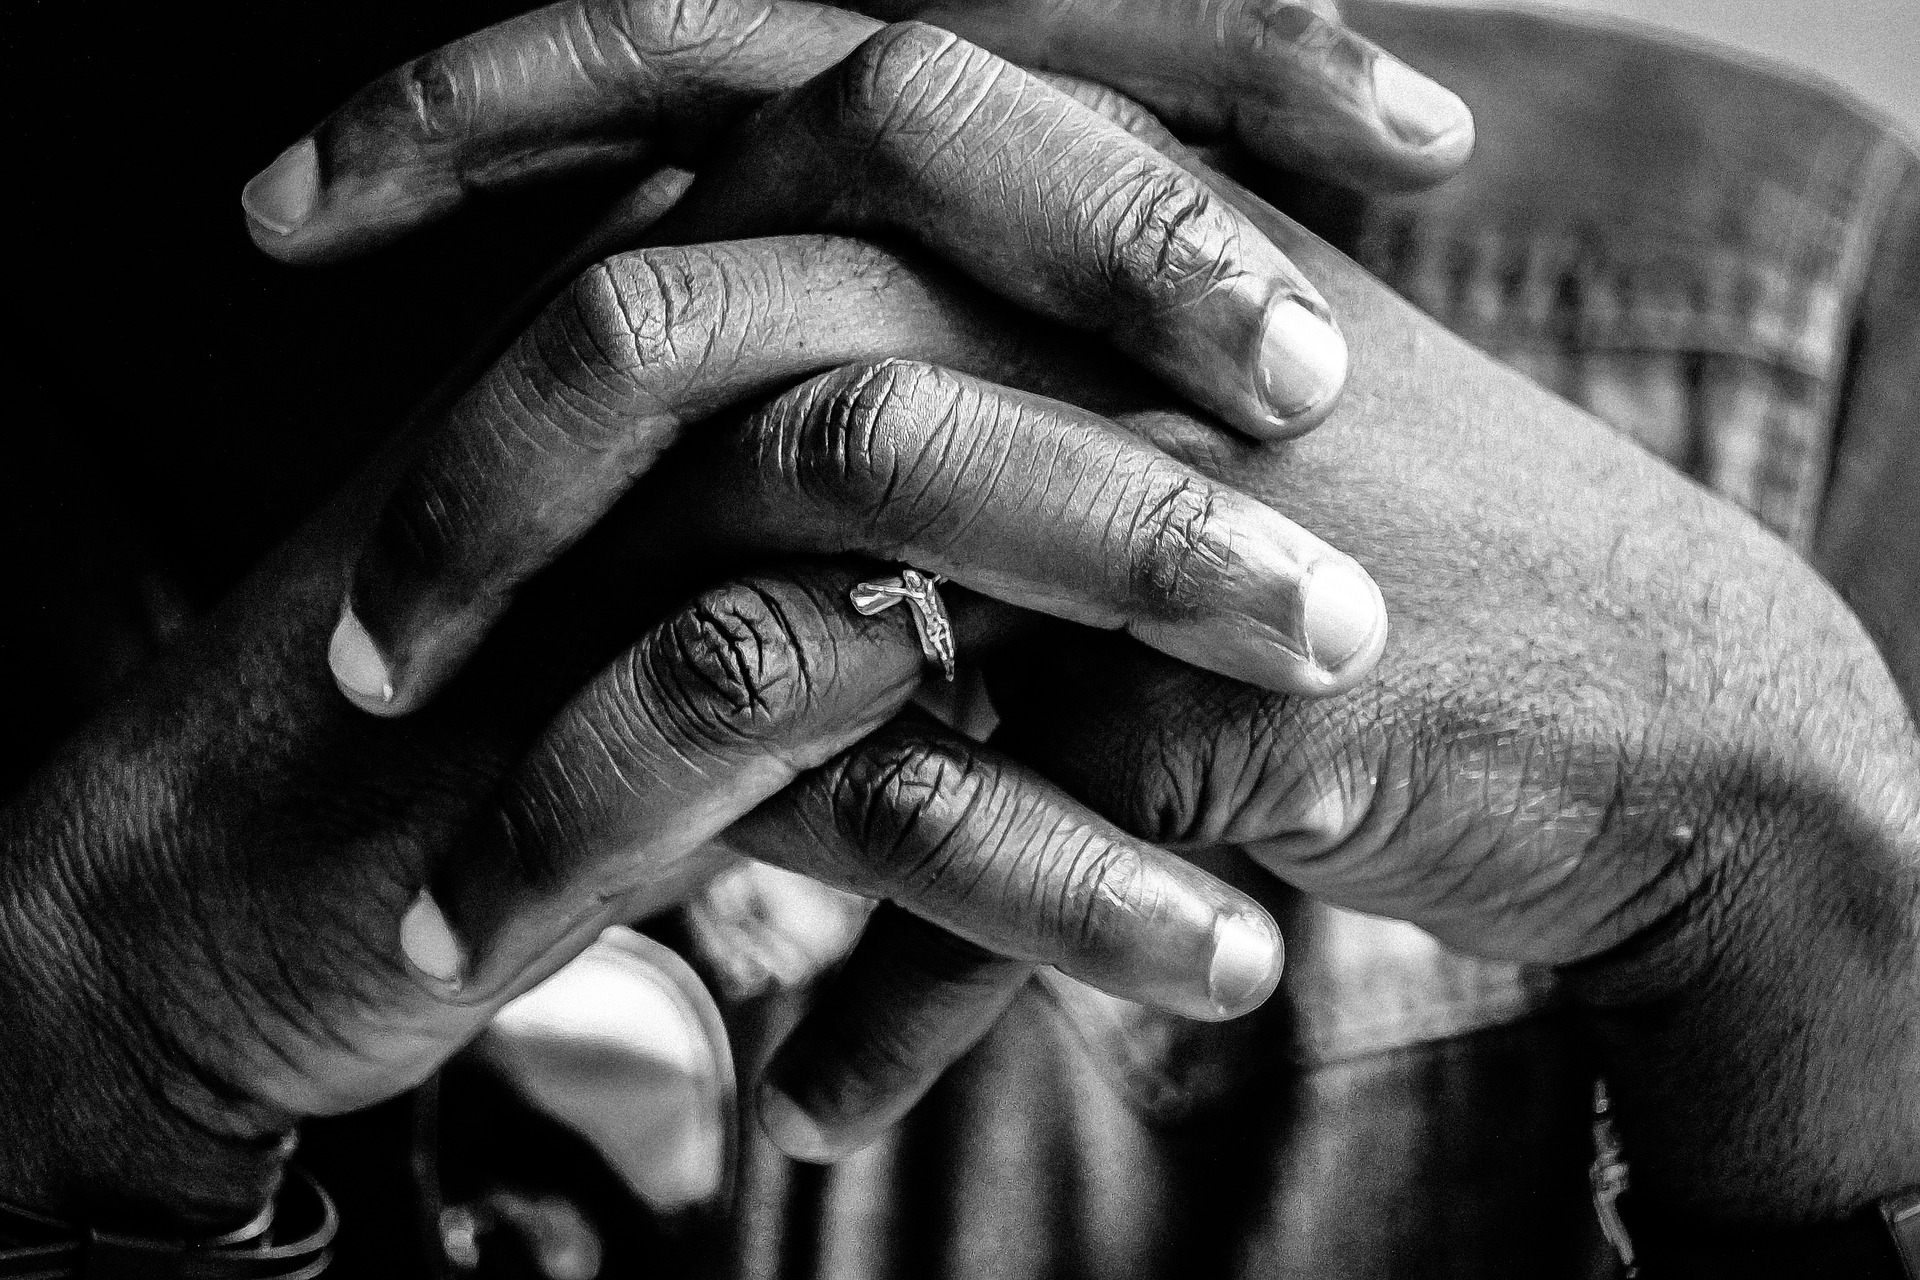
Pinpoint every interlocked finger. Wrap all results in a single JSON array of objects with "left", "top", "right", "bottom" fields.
[{"left": 643, "top": 23, "right": 1351, "bottom": 441}]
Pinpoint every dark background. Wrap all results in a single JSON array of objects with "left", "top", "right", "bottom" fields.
[
  {"left": 3, "top": 0, "right": 646, "bottom": 774},
  {"left": 4, "top": 7, "right": 675, "bottom": 1271}
]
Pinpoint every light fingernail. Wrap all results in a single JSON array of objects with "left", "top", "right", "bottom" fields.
[
  {"left": 1372, "top": 57, "right": 1473, "bottom": 151},
  {"left": 242, "top": 139, "right": 320, "bottom": 236},
  {"left": 329, "top": 605, "right": 397, "bottom": 711},
  {"left": 400, "top": 889, "right": 467, "bottom": 990},
  {"left": 1301, "top": 558, "right": 1384, "bottom": 674},
  {"left": 1207, "top": 914, "right": 1282, "bottom": 1014},
  {"left": 758, "top": 1083, "right": 838, "bottom": 1164},
  {"left": 1258, "top": 297, "right": 1348, "bottom": 423}
]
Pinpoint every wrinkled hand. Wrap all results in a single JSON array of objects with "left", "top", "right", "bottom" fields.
[
  {"left": 239, "top": 0, "right": 1470, "bottom": 265},
  {"left": 0, "top": 41, "right": 1438, "bottom": 1228},
  {"left": 759, "top": 175, "right": 1920, "bottom": 1227},
  {"left": 0, "top": 344, "right": 1304, "bottom": 1233}
]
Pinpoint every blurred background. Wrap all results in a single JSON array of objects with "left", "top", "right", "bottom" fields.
[{"left": 1414, "top": 0, "right": 1919, "bottom": 135}]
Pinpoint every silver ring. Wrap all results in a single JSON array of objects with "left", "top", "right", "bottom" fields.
[{"left": 850, "top": 568, "right": 956, "bottom": 681}]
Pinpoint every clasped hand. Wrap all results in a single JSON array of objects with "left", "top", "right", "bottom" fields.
[{"left": 1, "top": 0, "right": 1913, "bottom": 1240}]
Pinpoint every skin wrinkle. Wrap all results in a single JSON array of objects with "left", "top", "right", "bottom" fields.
[
  {"left": 617, "top": 644, "right": 716, "bottom": 777},
  {"left": 873, "top": 368, "right": 965, "bottom": 543},
  {"left": 516, "top": 275, "right": 639, "bottom": 436},
  {"left": 891, "top": 753, "right": 990, "bottom": 897},
  {"left": 1059, "top": 833, "right": 1139, "bottom": 957},
  {"left": 684, "top": 597, "right": 786, "bottom": 726},
  {"left": 923, "top": 378, "right": 1020, "bottom": 549},
  {"left": 833, "top": 26, "right": 959, "bottom": 159},
  {"left": 404, "top": 51, "right": 467, "bottom": 146},
  {"left": 563, "top": 2, "right": 615, "bottom": 90},
  {"left": 495, "top": 328, "right": 594, "bottom": 459},
  {"left": 52, "top": 14, "right": 1912, "bottom": 1220},
  {"left": 86, "top": 856, "right": 292, "bottom": 1114},
  {"left": 392, "top": 237, "right": 922, "bottom": 640},
  {"left": 570, "top": 685, "right": 648, "bottom": 802},
  {"left": 753, "top": 578, "right": 832, "bottom": 726},
  {"left": 511, "top": 744, "right": 597, "bottom": 874},
  {"left": 830, "top": 748, "right": 934, "bottom": 892},
  {"left": 1103, "top": 450, "right": 1181, "bottom": 607},
  {"left": 480, "top": 573, "right": 906, "bottom": 935},
  {"left": 954, "top": 765, "right": 1031, "bottom": 910},
  {"left": 891, "top": 42, "right": 1018, "bottom": 184},
  {"left": 1128, "top": 473, "right": 1223, "bottom": 619},
  {"left": 855, "top": 362, "right": 935, "bottom": 537},
  {"left": 565, "top": 260, "right": 652, "bottom": 391},
  {"left": 813, "top": 360, "right": 913, "bottom": 529},
  {"left": 908, "top": 372, "right": 1023, "bottom": 549}
]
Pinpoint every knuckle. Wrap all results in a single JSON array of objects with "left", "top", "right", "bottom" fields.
[
  {"left": 826, "top": 734, "right": 983, "bottom": 885},
  {"left": 449, "top": 262, "right": 640, "bottom": 470},
  {"left": 1122, "top": 473, "right": 1233, "bottom": 616},
  {"left": 832, "top": 22, "right": 996, "bottom": 145},
  {"left": 520, "top": 247, "right": 738, "bottom": 450},
  {"left": 759, "top": 360, "right": 963, "bottom": 535},
  {"left": 1234, "top": 0, "right": 1321, "bottom": 46},
  {"left": 1041, "top": 75, "right": 1168, "bottom": 143},
  {"left": 598, "top": 0, "right": 760, "bottom": 64},
  {"left": 646, "top": 580, "right": 820, "bottom": 745},
  {"left": 838, "top": 21, "right": 952, "bottom": 114},
  {"left": 1233, "top": 0, "right": 1357, "bottom": 65},
  {"left": 562, "top": 252, "right": 696, "bottom": 381},
  {"left": 1049, "top": 839, "right": 1143, "bottom": 955},
  {"left": 397, "top": 46, "right": 475, "bottom": 144},
  {"left": 1101, "top": 165, "right": 1243, "bottom": 308},
  {"left": 600, "top": 244, "right": 775, "bottom": 385},
  {"left": 1134, "top": 689, "right": 1275, "bottom": 846},
  {"left": 1235, "top": 688, "right": 1384, "bottom": 843}
]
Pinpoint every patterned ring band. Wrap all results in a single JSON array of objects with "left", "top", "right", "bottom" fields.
[{"left": 849, "top": 568, "right": 956, "bottom": 681}]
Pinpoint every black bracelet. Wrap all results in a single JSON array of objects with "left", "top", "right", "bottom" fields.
[{"left": 0, "top": 1167, "right": 335, "bottom": 1279}]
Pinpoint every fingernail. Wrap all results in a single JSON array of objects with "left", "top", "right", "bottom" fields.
[
  {"left": 1372, "top": 57, "right": 1473, "bottom": 151},
  {"left": 242, "top": 139, "right": 319, "bottom": 236},
  {"left": 1207, "top": 914, "right": 1282, "bottom": 1014},
  {"left": 758, "top": 1083, "right": 838, "bottom": 1163},
  {"left": 1300, "top": 558, "right": 1384, "bottom": 674},
  {"left": 400, "top": 889, "right": 467, "bottom": 990},
  {"left": 1258, "top": 297, "right": 1348, "bottom": 423},
  {"left": 329, "top": 605, "right": 397, "bottom": 710}
]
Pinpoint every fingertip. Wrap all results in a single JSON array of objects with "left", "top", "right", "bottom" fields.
[
  {"left": 1253, "top": 297, "right": 1348, "bottom": 438},
  {"left": 1371, "top": 56, "right": 1474, "bottom": 163},
  {"left": 328, "top": 604, "right": 399, "bottom": 714},
  {"left": 400, "top": 889, "right": 468, "bottom": 993},
  {"left": 1206, "top": 911, "right": 1284, "bottom": 1017},
  {"left": 242, "top": 138, "right": 320, "bottom": 238},
  {"left": 1300, "top": 557, "right": 1387, "bottom": 678},
  {"left": 757, "top": 1081, "right": 850, "bottom": 1164}
]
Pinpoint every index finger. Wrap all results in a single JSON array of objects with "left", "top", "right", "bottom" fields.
[{"left": 240, "top": 0, "right": 880, "bottom": 263}]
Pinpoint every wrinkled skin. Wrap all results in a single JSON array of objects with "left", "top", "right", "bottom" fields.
[
  {"left": 3, "top": 0, "right": 1915, "bottom": 1249},
  {"left": 3, "top": 11, "right": 1434, "bottom": 1232},
  {"left": 739, "top": 188, "right": 1920, "bottom": 1226}
]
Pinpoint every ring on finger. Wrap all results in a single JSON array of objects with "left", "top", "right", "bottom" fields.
[{"left": 850, "top": 568, "right": 956, "bottom": 681}]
